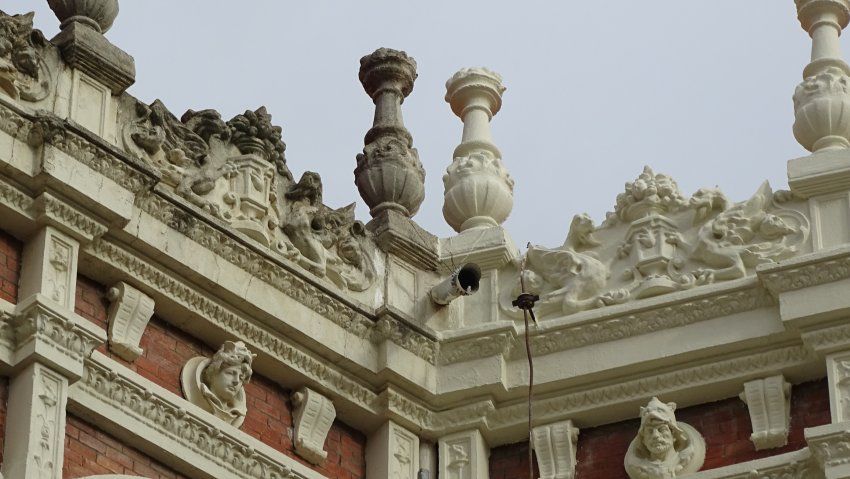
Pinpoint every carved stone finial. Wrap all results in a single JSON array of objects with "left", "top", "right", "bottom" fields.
[
  {"left": 180, "top": 341, "right": 255, "bottom": 428},
  {"left": 47, "top": 0, "right": 119, "bottom": 34},
  {"left": 355, "top": 48, "right": 425, "bottom": 219},
  {"left": 793, "top": 0, "right": 850, "bottom": 152},
  {"left": 442, "top": 67, "right": 514, "bottom": 232},
  {"left": 624, "top": 398, "right": 705, "bottom": 479},
  {"left": 615, "top": 166, "right": 686, "bottom": 223}
]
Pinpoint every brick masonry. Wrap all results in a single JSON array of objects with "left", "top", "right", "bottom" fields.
[
  {"left": 73, "top": 275, "right": 366, "bottom": 479},
  {"left": 0, "top": 229, "right": 21, "bottom": 304},
  {"left": 490, "top": 379, "right": 831, "bottom": 479},
  {"left": 64, "top": 414, "right": 190, "bottom": 478}
]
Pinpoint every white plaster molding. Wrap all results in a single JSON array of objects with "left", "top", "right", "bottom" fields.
[
  {"left": 10, "top": 296, "right": 104, "bottom": 381},
  {"left": 532, "top": 420, "right": 579, "bottom": 479},
  {"left": 19, "top": 226, "right": 78, "bottom": 310},
  {"left": 1, "top": 362, "right": 69, "bottom": 479},
  {"left": 366, "top": 420, "right": 419, "bottom": 479},
  {"left": 292, "top": 387, "right": 336, "bottom": 465},
  {"left": 438, "top": 429, "right": 489, "bottom": 479},
  {"left": 806, "top": 421, "right": 850, "bottom": 478},
  {"left": 34, "top": 192, "right": 108, "bottom": 243},
  {"left": 740, "top": 375, "right": 792, "bottom": 450},
  {"left": 105, "top": 281, "right": 154, "bottom": 361},
  {"left": 827, "top": 351, "right": 850, "bottom": 423},
  {"left": 686, "top": 449, "right": 813, "bottom": 479},
  {"left": 70, "top": 352, "right": 328, "bottom": 479}
]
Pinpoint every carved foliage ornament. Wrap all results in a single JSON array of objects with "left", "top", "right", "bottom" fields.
[
  {"left": 181, "top": 341, "right": 255, "bottom": 428},
  {"left": 624, "top": 398, "right": 705, "bottom": 479},
  {"left": 121, "top": 98, "right": 376, "bottom": 291},
  {"left": 0, "top": 10, "right": 51, "bottom": 102},
  {"left": 503, "top": 168, "right": 809, "bottom": 320}
]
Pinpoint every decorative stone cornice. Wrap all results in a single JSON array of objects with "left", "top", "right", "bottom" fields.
[
  {"left": 0, "top": 175, "right": 35, "bottom": 216},
  {"left": 34, "top": 192, "right": 108, "bottom": 242},
  {"left": 73, "top": 355, "right": 326, "bottom": 479},
  {"left": 806, "top": 422, "right": 850, "bottom": 473},
  {"left": 135, "top": 190, "right": 437, "bottom": 363},
  {"left": 438, "top": 280, "right": 774, "bottom": 365},
  {"left": 758, "top": 245, "right": 850, "bottom": 295},
  {"left": 0, "top": 101, "right": 157, "bottom": 196},
  {"left": 10, "top": 296, "right": 104, "bottom": 380},
  {"left": 486, "top": 345, "right": 813, "bottom": 435},
  {"left": 83, "top": 238, "right": 382, "bottom": 413}
]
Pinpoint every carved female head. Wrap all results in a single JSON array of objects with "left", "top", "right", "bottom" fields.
[{"left": 201, "top": 341, "right": 254, "bottom": 403}]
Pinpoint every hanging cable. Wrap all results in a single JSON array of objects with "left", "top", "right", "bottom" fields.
[{"left": 512, "top": 249, "right": 539, "bottom": 479}]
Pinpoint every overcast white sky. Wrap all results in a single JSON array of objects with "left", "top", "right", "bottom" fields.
[{"left": 15, "top": 1, "right": 843, "bottom": 248}]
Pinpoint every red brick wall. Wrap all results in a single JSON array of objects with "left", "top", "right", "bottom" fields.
[
  {"left": 490, "top": 379, "right": 831, "bottom": 479},
  {"left": 0, "top": 230, "right": 22, "bottom": 304},
  {"left": 73, "top": 275, "right": 366, "bottom": 478},
  {"left": 64, "top": 415, "right": 189, "bottom": 479}
]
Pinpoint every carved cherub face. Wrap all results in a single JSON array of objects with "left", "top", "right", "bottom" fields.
[
  {"left": 209, "top": 364, "right": 246, "bottom": 402},
  {"left": 642, "top": 419, "right": 674, "bottom": 459}
]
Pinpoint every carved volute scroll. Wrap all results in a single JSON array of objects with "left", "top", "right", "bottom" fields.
[
  {"left": 500, "top": 167, "right": 811, "bottom": 321},
  {"left": 291, "top": 387, "right": 336, "bottom": 465},
  {"left": 105, "top": 282, "right": 155, "bottom": 362},
  {"left": 119, "top": 97, "right": 377, "bottom": 292},
  {"left": 355, "top": 48, "right": 426, "bottom": 219},
  {"left": 740, "top": 375, "right": 792, "bottom": 450},
  {"left": 624, "top": 398, "right": 705, "bottom": 479},
  {"left": 180, "top": 341, "right": 255, "bottom": 428},
  {"left": 0, "top": 10, "right": 51, "bottom": 102},
  {"left": 532, "top": 420, "right": 580, "bottom": 479}
]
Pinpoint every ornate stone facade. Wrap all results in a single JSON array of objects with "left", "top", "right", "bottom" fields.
[{"left": 0, "top": 2, "right": 847, "bottom": 479}]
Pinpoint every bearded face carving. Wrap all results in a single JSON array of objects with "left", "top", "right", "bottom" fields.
[
  {"left": 181, "top": 341, "right": 255, "bottom": 427},
  {"left": 624, "top": 398, "right": 705, "bottom": 479}
]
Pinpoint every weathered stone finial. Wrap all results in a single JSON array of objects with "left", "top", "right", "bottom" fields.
[
  {"left": 355, "top": 48, "right": 425, "bottom": 219},
  {"left": 47, "top": 0, "right": 119, "bottom": 34},
  {"left": 442, "top": 67, "right": 514, "bottom": 232},
  {"left": 793, "top": 0, "right": 850, "bottom": 152}
]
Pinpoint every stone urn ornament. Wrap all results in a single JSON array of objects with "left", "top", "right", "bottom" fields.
[
  {"left": 47, "top": 0, "right": 119, "bottom": 33},
  {"left": 181, "top": 341, "right": 256, "bottom": 428}
]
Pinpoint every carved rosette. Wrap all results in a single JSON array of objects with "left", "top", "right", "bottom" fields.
[
  {"left": 47, "top": 0, "right": 119, "bottom": 33},
  {"left": 355, "top": 48, "right": 425, "bottom": 218},
  {"left": 443, "top": 67, "right": 514, "bottom": 232},
  {"left": 793, "top": 64, "right": 850, "bottom": 151}
]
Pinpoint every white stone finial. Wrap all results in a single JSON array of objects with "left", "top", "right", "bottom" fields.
[
  {"left": 443, "top": 67, "right": 514, "bottom": 233},
  {"left": 47, "top": 0, "right": 119, "bottom": 34},
  {"left": 793, "top": 0, "right": 850, "bottom": 152}
]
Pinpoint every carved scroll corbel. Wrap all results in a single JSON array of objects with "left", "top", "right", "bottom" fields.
[
  {"left": 106, "top": 281, "right": 154, "bottom": 362},
  {"left": 532, "top": 420, "right": 579, "bottom": 479},
  {"left": 292, "top": 387, "right": 336, "bottom": 465},
  {"left": 740, "top": 375, "right": 792, "bottom": 450}
]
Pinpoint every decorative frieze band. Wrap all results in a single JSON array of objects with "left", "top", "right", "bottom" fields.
[{"left": 71, "top": 354, "right": 327, "bottom": 479}]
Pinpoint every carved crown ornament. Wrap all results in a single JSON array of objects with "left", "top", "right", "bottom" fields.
[{"left": 501, "top": 166, "right": 811, "bottom": 321}]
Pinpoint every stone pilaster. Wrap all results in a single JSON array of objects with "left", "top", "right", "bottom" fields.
[
  {"left": 0, "top": 224, "right": 104, "bottom": 479},
  {"left": 438, "top": 429, "right": 489, "bottom": 479},
  {"left": 443, "top": 68, "right": 514, "bottom": 233},
  {"left": 366, "top": 420, "right": 420, "bottom": 479}
]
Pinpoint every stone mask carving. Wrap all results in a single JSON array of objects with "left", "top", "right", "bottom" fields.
[
  {"left": 624, "top": 398, "right": 705, "bottom": 479},
  {"left": 181, "top": 341, "right": 255, "bottom": 427},
  {"left": 0, "top": 10, "right": 51, "bottom": 102}
]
